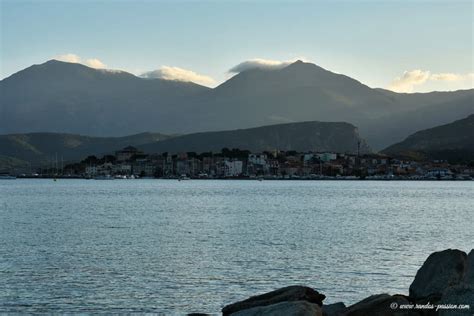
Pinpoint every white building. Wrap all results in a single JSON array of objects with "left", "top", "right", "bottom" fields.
[
  {"left": 317, "top": 152, "right": 337, "bottom": 162},
  {"left": 85, "top": 165, "right": 98, "bottom": 176},
  {"left": 85, "top": 163, "right": 114, "bottom": 176},
  {"left": 248, "top": 154, "right": 267, "bottom": 165},
  {"left": 426, "top": 168, "right": 452, "bottom": 177},
  {"left": 113, "top": 164, "right": 132, "bottom": 175},
  {"left": 303, "top": 153, "right": 314, "bottom": 162},
  {"left": 224, "top": 160, "right": 243, "bottom": 177}
]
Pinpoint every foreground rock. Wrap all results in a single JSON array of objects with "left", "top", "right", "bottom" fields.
[
  {"left": 463, "top": 249, "right": 474, "bottom": 285},
  {"left": 438, "top": 284, "right": 473, "bottom": 316},
  {"left": 342, "top": 294, "right": 418, "bottom": 316},
  {"left": 222, "top": 286, "right": 325, "bottom": 316},
  {"left": 438, "top": 249, "right": 474, "bottom": 316},
  {"left": 409, "top": 249, "right": 467, "bottom": 302},
  {"left": 230, "top": 300, "right": 322, "bottom": 316},
  {"left": 322, "top": 302, "right": 346, "bottom": 316}
]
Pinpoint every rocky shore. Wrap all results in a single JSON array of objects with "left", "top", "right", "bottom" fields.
[{"left": 190, "top": 249, "right": 473, "bottom": 316}]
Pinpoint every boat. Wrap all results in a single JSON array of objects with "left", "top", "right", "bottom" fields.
[
  {"left": 0, "top": 174, "right": 16, "bottom": 180},
  {"left": 94, "top": 175, "right": 114, "bottom": 180},
  {"left": 178, "top": 174, "right": 190, "bottom": 180}
]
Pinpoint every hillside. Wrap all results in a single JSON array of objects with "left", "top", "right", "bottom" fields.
[
  {"left": 139, "top": 121, "right": 371, "bottom": 154},
  {"left": 382, "top": 115, "right": 474, "bottom": 163},
  {"left": 0, "top": 121, "right": 371, "bottom": 171},
  {"left": 0, "top": 132, "right": 172, "bottom": 170},
  {"left": 361, "top": 93, "right": 474, "bottom": 149}
]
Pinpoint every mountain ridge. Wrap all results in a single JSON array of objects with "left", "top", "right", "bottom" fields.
[
  {"left": 1, "top": 59, "right": 472, "bottom": 149},
  {"left": 138, "top": 120, "right": 371, "bottom": 154}
]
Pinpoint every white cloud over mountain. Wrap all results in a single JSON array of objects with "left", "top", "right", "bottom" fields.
[
  {"left": 389, "top": 70, "right": 474, "bottom": 92},
  {"left": 84, "top": 58, "right": 106, "bottom": 69},
  {"left": 51, "top": 54, "right": 472, "bottom": 92},
  {"left": 229, "top": 58, "right": 305, "bottom": 73},
  {"left": 140, "top": 66, "right": 215, "bottom": 87},
  {"left": 55, "top": 53, "right": 81, "bottom": 64},
  {"left": 388, "top": 70, "right": 431, "bottom": 93},
  {"left": 54, "top": 53, "right": 106, "bottom": 69}
]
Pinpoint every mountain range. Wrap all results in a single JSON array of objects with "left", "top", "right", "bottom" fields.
[
  {"left": 382, "top": 114, "right": 474, "bottom": 163},
  {"left": 0, "top": 121, "right": 370, "bottom": 170},
  {"left": 1, "top": 59, "right": 473, "bottom": 150}
]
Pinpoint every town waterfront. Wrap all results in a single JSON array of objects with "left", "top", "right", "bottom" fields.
[{"left": 1, "top": 179, "right": 473, "bottom": 314}]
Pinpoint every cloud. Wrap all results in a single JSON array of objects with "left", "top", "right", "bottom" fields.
[
  {"left": 84, "top": 58, "right": 106, "bottom": 69},
  {"left": 53, "top": 53, "right": 107, "bottom": 69},
  {"left": 388, "top": 70, "right": 431, "bottom": 93},
  {"left": 430, "top": 73, "right": 473, "bottom": 81},
  {"left": 229, "top": 58, "right": 305, "bottom": 73},
  {"left": 388, "top": 70, "right": 473, "bottom": 92},
  {"left": 55, "top": 53, "right": 81, "bottom": 64},
  {"left": 141, "top": 66, "right": 215, "bottom": 86}
]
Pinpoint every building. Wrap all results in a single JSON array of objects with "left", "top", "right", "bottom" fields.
[
  {"left": 113, "top": 163, "right": 132, "bottom": 175},
  {"left": 115, "top": 146, "right": 141, "bottom": 162},
  {"left": 224, "top": 160, "right": 243, "bottom": 177},
  {"left": 317, "top": 152, "right": 337, "bottom": 162},
  {"left": 247, "top": 154, "right": 268, "bottom": 175},
  {"left": 85, "top": 162, "right": 114, "bottom": 176}
]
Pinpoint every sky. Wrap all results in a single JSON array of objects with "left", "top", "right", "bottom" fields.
[{"left": 1, "top": 0, "right": 473, "bottom": 92}]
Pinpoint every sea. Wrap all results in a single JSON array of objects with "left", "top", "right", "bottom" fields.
[{"left": 0, "top": 179, "right": 473, "bottom": 314}]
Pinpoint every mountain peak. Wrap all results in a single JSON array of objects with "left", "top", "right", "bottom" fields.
[
  {"left": 283, "top": 59, "right": 324, "bottom": 71},
  {"left": 46, "top": 59, "right": 68, "bottom": 64},
  {"left": 43, "top": 59, "right": 87, "bottom": 68}
]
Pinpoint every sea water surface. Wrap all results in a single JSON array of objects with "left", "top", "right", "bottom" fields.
[{"left": 0, "top": 179, "right": 473, "bottom": 314}]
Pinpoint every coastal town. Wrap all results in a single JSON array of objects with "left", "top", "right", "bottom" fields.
[{"left": 17, "top": 146, "right": 474, "bottom": 180}]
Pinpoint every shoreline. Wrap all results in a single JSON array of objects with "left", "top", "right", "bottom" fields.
[{"left": 5, "top": 176, "right": 474, "bottom": 181}]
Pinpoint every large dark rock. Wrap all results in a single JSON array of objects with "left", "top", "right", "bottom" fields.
[
  {"left": 322, "top": 302, "right": 346, "bottom": 316},
  {"left": 438, "top": 284, "right": 473, "bottom": 316},
  {"left": 229, "top": 300, "right": 322, "bottom": 316},
  {"left": 343, "top": 294, "right": 418, "bottom": 316},
  {"left": 222, "top": 286, "right": 325, "bottom": 316},
  {"left": 437, "top": 249, "right": 474, "bottom": 316},
  {"left": 409, "top": 249, "right": 467, "bottom": 301},
  {"left": 463, "top": 249, "right": 474, "bottom": 285}
]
